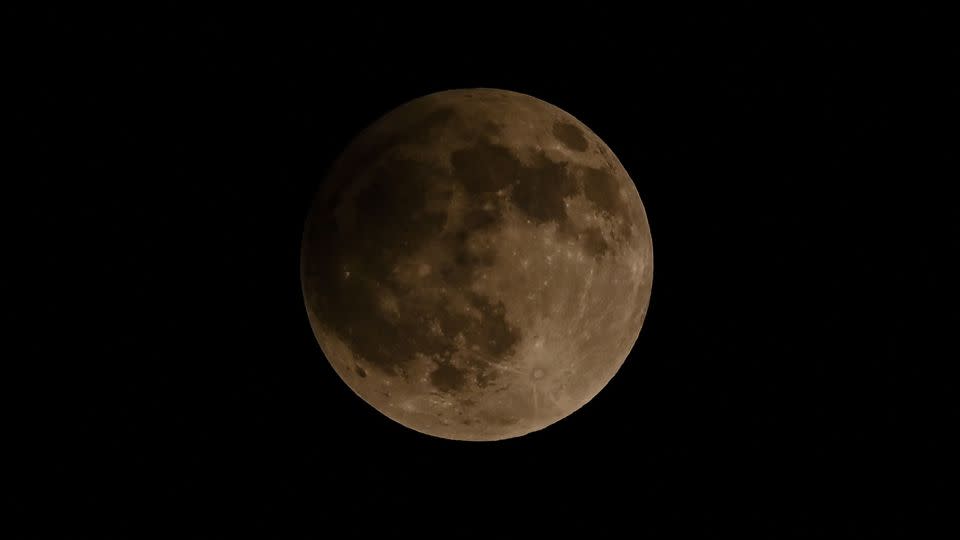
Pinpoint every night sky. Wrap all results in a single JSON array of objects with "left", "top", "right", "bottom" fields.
[{"left": 14, "top": 6, "right": 956, "bottom": 537}]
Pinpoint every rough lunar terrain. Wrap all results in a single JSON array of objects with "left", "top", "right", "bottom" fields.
[{"left": 301, "top": 89, "right": 653, "bottom": 441}]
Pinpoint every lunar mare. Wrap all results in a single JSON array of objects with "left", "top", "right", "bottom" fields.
[{"left": 301, "top": 88, "right": 653, "bottom": 441}]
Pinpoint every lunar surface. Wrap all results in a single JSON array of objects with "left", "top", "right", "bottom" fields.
[{"left": 301, "top": 88, "right": 653, "bottom": 441}]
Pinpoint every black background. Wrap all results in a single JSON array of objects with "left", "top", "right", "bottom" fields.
[{"left": 13, "top": 5, "right": 958, "bottom": 537}]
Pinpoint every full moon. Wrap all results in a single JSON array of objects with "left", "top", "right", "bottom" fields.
[{"left": 301, "top": 88, "right": 653, "bottom": 441}]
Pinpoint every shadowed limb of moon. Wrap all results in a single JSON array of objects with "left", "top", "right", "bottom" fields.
[{"left": 301, "top": 88, "right": 653, "bottom": 441}]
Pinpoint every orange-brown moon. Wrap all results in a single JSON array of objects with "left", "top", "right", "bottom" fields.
[{"left": 301, "top": 88, "right": 653, "bottom": 441}]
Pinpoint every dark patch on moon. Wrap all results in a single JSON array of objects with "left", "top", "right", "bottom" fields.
[
  {"left": 451, "top": 140, "right": 520, "bottom": 194},
  {"left": 553, "top": 121, "right": 589, "bottom": 151},
  {"left": 510, "top": 152, "right": 579, "bottom": 225},
  {"left": 449, "top": 231, "right": 497, "bottom": 283},
  {"left": 581, "top": 166, "right": 623, "bottom": 217},
  {"left": 482, "top": 120, "right": 502, "bottom": 135},
  {"left": 430, "top": 362, "right": 468, "bottom": 393},
  {"left": 580, "top": 227, "right": 610, "bottom": 257},
  {"left": 475, "top": 369, "right": 494, "bottom": 388},
  {"left": 420, "top": 107, "right": 458, "bottom": 135},
  {"left": 351, "top": 157, "right": 450, "bottom": 261},
  {"left": 462, "top": 204, "right": 501, "bottom": 230},
  {"left": 355, "top": 365, "right": 367, "bottom": 378},
  {"left": 464, "top": 294, "right": 516, "bottom": 356},
  {"left": 452, "top": 137, "right": 582, "bottom": 230}
]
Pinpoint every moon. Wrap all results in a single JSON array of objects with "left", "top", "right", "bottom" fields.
[{"left": 301, "top": 88, "right": 653, "bottom": 441}]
